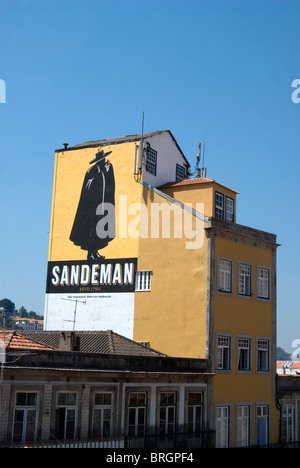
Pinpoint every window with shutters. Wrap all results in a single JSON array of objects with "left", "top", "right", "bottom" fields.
[{"left": 135, "top": 271, "right": 151, "bottom": 291}]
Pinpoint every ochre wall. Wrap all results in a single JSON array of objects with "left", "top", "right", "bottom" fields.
[
  {"left": 48, "top": 142, "right": 142, "bottom": 262},
  {"left": 133, "top": 186, "right": 209, "bottom": 358},
  {"left": 213, "top": 236, "right": 278, "bottom": 445}
]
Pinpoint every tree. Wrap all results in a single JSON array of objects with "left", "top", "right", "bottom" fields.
[
  {"left": 28, "top": 311, "right": 38, "bottom": 318},
  {"left": 277, "top": 347, "right": 291, "bottom": 360},
  {"left": 19, "top": 306, "right": 29, "bottom": 317},
  {"left": 0, "top": 298, "right": 16, "bottom": 316}
]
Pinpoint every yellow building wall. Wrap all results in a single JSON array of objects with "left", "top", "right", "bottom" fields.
[
  {"left": 161, "top": 181, "right": 237, "bottom": 219},
  {"left": 48, "top": 141, "right": 143, "bottom": 262},
  {"left": 161, "top": 184, "right": 214, "bottom": 217},
  {"left": 133, "top": 186, "right": 209, "bottom": 358},
  {"left": 214, "top": 238, "right": 273, "bottom": 335},
  {"left": 213, "top": 236, "right": 279, "bottom": 445}
]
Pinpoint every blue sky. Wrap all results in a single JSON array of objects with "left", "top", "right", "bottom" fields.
[{"left": 0, "top": 0, "right": 299, "bottom": 351}]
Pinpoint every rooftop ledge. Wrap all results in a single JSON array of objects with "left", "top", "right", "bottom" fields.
[{"left": 206, "top": 218, "right": 278, "bottom": 245}]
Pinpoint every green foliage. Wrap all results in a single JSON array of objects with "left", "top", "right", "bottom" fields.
[
  {"left": 277, "top": 346, "right": 291, "bottom": 360},
  {"left": 0, "top": 298, "right": 43, "bottom": 330},
  {"left": 0, "top": 298, "right": 16, "bottom": 315}
]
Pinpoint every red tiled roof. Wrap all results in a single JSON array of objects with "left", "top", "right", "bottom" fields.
[
  {"left": 158, "top": 177, "right": 214, "bottom": 189},
  {"left": 0, "top": 331, "right": 55, "bottom": 350},
  {"left": 18, "top": 330, "right": 165, "bottom": 356},
  {"left": 15, "top": 318, "right": 44, "bottom": 324},
  {"left": 158, "top": 177, "right": 239, "bottom": 193},
  {"left": 290, "top": 362, "right": 300, "bottom": 369},
  {"left": 277, "top": 361, "right": 288, "bottom": 366}
]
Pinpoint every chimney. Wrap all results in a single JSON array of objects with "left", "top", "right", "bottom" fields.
[{"left": 59, "top": 331, "right": 77, "bottom": 351}]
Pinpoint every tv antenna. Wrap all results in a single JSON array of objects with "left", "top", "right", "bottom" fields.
[
  {"left": 0, "top": 309, "right": 7, "bottom": 366},
  {"left": 192, "top": 141, "right": 207, "bottom": 178},
  {"left": 134, "top": 112, "right": 145, "bottom": 182},
  {"left": 61, "top": 298, "right": 86, "bottom": 331}
]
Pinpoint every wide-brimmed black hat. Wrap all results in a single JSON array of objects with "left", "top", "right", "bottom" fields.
[{"left": 89, "top": 149, "right": 112, "bottom": 164}]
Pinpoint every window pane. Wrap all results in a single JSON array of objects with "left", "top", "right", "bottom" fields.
[
  {"left": 25, "top": 410, "right": 37, "bottom": 442},
  {"left": 146, "top": 147, "right": 157, "bottom": 176},
  {"left": 57, "top": 392, "right": 77, "bottom": 406},
  {"left": 16, "top": 393, "right": 27, "bottom": 406},
  {"left": 218, "top": 260, "right": 232, "bottom": 292},
  {"left": 236, "top": 406, "right": 249, "bottom": 447},
  {"left": 66, "top": 409, "right": 76, "bottom": 439},
  {"left": 67, "top": 393, "right": 77, "bottom": 405},
  {"left": 103, "top": 411, "right": 111, "bottom": 438},
  {"left": 239, "top": 264, "right": 251, "bottom": 295},
  {"left": 238, "top": 339, "right": 250, "bottom": 370},
  {"left": 13, "top": 410, "right": 24, "bottom": 443},
  {"left": 55, "top": 408, "right": 66, "bottom": 439},
  {"left": 258, "top": 268, "right": 269, "bottom": 298},
  {"left": 176, "top": 164, "right": 185, "bottom": 182},
  {"left": 216, "top": 407, "right": 229, "bottom": 448},
  {"left": 26, "top": 393, "right": 37, "bottom": 406},
  {"left": 217, "top": 336, "right": 230, "bottom": 369},
  {"left": 95, "top": 393, "right": 112, "bottom": 406},
  {"left": 135, "top": 272, "right": 151, "bottom": 291},
  {"left": 215, "top": 192, "right": 224, "bottom": 219},
  {"left": 188, "top": 392, "right": 202, "bottom": 405},
  {"left": 257, "top": 407, "right": 268, "bottom": 445},
  {"left": 160, "top": 407, "right": 166, "bottom": 434},
  {"left": 225, "top": 197, "right": 234, "bottom": 221}
]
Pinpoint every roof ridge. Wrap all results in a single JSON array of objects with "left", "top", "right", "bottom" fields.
[
  {"left": 55, "top": 129, "right": 190, "bottom": 166},
  {"left": 158, "top": 177, "right": 215, "bottom": 189},
  {"left": 108, "top": 330, "right": 115, "bottom": 354},
  {"left": 108, "top": 329, "right": 166, "bottom": 356},
  {"left": 57, "top": 130, "right": 171, "bottom": 152}
]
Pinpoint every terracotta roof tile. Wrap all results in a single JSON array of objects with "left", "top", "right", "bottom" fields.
[
  {"left": 158, "top": 177, "right": 239, "bottom": 194},
  {"left": 0, "top": 331, "right": 55, "bottom": 350},
  {"left": 18, "top": 330, "right": 165, "bottom": 356},
  {"left": 158, "top": 177, "right": 214, "bottom": 189}
]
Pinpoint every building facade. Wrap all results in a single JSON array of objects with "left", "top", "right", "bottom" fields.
[
  {"left": 44, "top": 130, "right": 279, "bottom": 447},
  {"left": 0, "top": 334, "right": 214, "bottom": 448}
]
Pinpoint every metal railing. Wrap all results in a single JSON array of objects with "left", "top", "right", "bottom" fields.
[
  {"left": 125, "top": 431, "right": 216, "bottom": 449},
  {"left": 7, "top": 431, "right": 215, "bottom": 449}
]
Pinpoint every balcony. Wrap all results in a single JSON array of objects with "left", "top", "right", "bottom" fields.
[{"left": 8, "top": 431, "right": 215, "bottom": 449}]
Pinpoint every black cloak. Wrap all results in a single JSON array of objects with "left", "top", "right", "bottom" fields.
[{"left": 70, "top": 154, "right": 115, "bottom": 253}]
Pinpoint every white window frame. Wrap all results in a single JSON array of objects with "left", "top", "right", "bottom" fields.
[
  {"left": 135, "top": 271, "right": 151, "bottom": 291},
  {"left": 238, "top": 261, "right": 252, "bottom": 297},
  {"left": 176, "top": 163, "right": 185, "bottom": 182},
  {"left": 127, "top": 391, "right": 147, "bottom": 437},
  {"left": 186, "top": 391, "right": 203, "bottom": 433},
  {"left": 215, "top": 405, "right": 230, "bottom": 448},
  {"left": 159, "top": 391, "right": 177, "bottom": 435},
  {"left": 12, "top": 391, "right": 39, "bottom": 444},
  {"left": 282, "top": 403, "right": 295, "bottom": 443},
  {"left": 215, "top": 192, "right": 224, "bottom": 219},
  {"left": 55, "top": 391, "right": 78, "bottom": 441},
  {"left": 216, "top": 334, "right": 232, "bottom": 371},
  {"left": 237, "top": 336, "right": 252, "bottom": 372},
  {"left": 257, "top": 266, "right": 271, "bottom": 301},
  {"left": 256, "top": 338, "right": 270, "bottom": 373},
  {"left": 236, "top": 404, "right": 251, "bottom": 447},
  {"left": 92, "top": 392, "right": 114, "bottom": 439},
  {"left": 145, "top": 143, "right": 157, "bottom": 176},
  {"left": 217, "top": 257, "right": 233, "bottom": 294},
  {"left": 256, "top": 403, "right": 270, "bottom": 446},
  {"left": 225, "top": 196, "right": 234, "bottom": 222}
]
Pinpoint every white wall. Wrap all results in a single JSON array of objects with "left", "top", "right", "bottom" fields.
[
  {"left": 142, "top": 132, "right": 188, "bottom": 188},
  {"left": 44, "top": 292, "right": 135, "bottom": 338}
]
